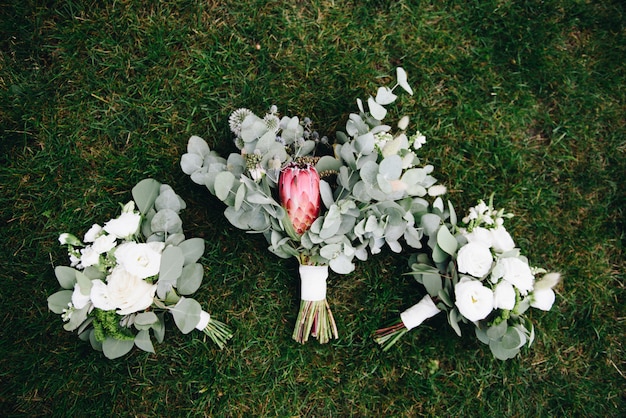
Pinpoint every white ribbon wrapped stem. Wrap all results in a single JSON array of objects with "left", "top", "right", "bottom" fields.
[
  {"left": 400, "top": 295, "right": 441, "bottom": 331},
  {"left": 195, "top": 310, "right": 211, "bottom": 331},
  {"left": 299, "top": 264, "right": 328, "bottom": 302}
]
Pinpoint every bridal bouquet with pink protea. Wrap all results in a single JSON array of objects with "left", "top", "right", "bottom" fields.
[{"left": 181, "top": 68, "right": 446, "bottom": 343}]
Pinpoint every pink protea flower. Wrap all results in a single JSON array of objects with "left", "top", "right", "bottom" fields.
[{"left": 279, "top": 162, "right": 321, "bottom": 236}]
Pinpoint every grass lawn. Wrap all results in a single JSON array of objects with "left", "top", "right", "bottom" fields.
[{"left": 1, "top": 0, "right": 624, "bottom": 416}]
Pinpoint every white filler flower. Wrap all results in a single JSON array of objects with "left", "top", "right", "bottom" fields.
[{"left": 454, "top": 277, "right": 494, "bottom": 322}]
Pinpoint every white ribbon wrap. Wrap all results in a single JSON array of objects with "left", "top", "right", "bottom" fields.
[
  {"left": 195, "top": 310, "right": 211, "bottom": 331},
  {"left": 400, "top": 295, "right": 441, "bottom": 331},
  {"left": 299, "top": 264, "right": 328, "bottom": 301}
]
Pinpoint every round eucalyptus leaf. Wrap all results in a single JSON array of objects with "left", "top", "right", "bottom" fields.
[
  {"left": 54, "top": 266, "right": 77, "bottom": 290},
  {"left": 178, "top": 238, "right": 205, "bottom": 265},
  {"left": 187, "top": 135, "right": 210, "bottom": 157},
  {"left": 181, "top": 153, "right": 203, "bottom": 175},
  {"left": 151, "top": 209, "right": 182, "bottom": 234},
  {"left": 170, "top": 297, "right": 202, "bottom": 334},
  {"left": 132, "top": 178, "right": 161, "bottom": 215},
  {"left": 437, "top": 226, "right": 458, "bottom": 256},
  {"left": 214, "top": 171, "right": 235, "bottom": 202},
  {"left": 177, "top": 263, "right": 204, "bottom": 295},
  {"left": 102, "top": 337, "right": 135, "bottom": 359},
  {"left": 48, "top": 290, "right": 73, "bottom": 314},
  {"left": 134, "top": 329, "right": 155, "bottom": 353}
]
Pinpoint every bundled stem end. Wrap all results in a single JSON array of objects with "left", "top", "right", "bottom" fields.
[
  {"left": 292, "top": 299, "right": 338, "bottom": 344},
  {"left": 373, "top": 321, "right": 409, "bottom": 352},
  {"left": 203, "top": 318, "right": 234, "bottom": 350}
]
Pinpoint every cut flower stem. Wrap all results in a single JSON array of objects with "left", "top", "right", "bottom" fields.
[
  {"left": 202, "top": 318, "right": 233, "bottom": 350},
  {"left": 293, "top": 299, "right": 338, "bottom": 344}
]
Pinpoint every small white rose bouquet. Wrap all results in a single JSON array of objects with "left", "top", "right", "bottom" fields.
[
  {"left": 181, "top": 68, "right": 445, "bottom": 343},
  {"left": 374, "top": 196, "right": 560, "bottom": 360},
  {"left": 48, "top": 179, "right": 233, "bottom": 359}
]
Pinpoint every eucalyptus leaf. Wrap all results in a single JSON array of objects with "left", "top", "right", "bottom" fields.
[
  {"left": 368, "top": 96, "right": 387, "bottom": 120},
  {"left": 448, "top": 308, "right": 463, "bottom": 337},
  {"left": 432, "top": 244, "right": 449, "bottom": 264},
  {"left": 132, "top": 178, "right": 161, "bottom": 215},
  {"left": 319, "top": 180, "right": 334, "bottom": 209},
  {"left": 422, "top": 273, "right": 443, "bottom": 297},
  {"left": 75, "top": 271, "right": 93, "bottom": 296},
  {"left": 489, "top": 339, "right": 520, "bottom": 360},
  {"left": 177, "top": 263, "right": 204, "bottom": 295},
  {"left": 54, "top": 266, "right": 77, "bottom": 289},
  {"left": 152, "top": 314, "right": 166, "bottom": 343},
  {"left": 178, "top": 238, "right": 205, "bottom": 265},
  {"left": 151, "top": 209, "right": 183, "bottom": 234},
  {"left": 102, "top": 337, "right": 135, "bottom": 359},
  {"left": 169, "top": 297, "right": 202, "bottom": 334},
  {"left": 329, "top": 254, "right": 355, "bottom": 274},
  {"left": 420, "top": 213, "right": 442, "bottom": 237},
  {"left": 63, "top": 305, "right": 90, "bottom": 332},
  {"left": 158, "top": 246, "right": 184, "bottom": 297},
  {"left": 134, "top": 329, "right": 155, "bottom": 353},
  {"left": 155, "top": 186, "right": 185, "bottom": 213},
  {"left": 48, "top": 290, "right": 72, "bottom": 314},
  {"left": 315, "top": 155, "right": 342, "bottom": 173},
  {"left": 234, "top": 183, "right": 246, "bottom": 211},
  {"left": 180, "top": 153, "right": 203, "bottom": 175},
  {"left": 134, "top": 312, "right": 159, "bottom": 326},
  {"left": 437, "top": 226, "right": 458, "bottom": 256},
  {"left": 501, "top": 326, "right": 526, "bottom": 350},
  {"left": 355, "top": 132, "right": 375, "bottom": 155},
  {"left": 187, "top": 135, "right": 211, "bottom": 157},
  {"left": 486, "top": 320, "right": 508, "bottom": 340},
  {"left": 89, "top": 329, "right": 103, "bottom": 351},
  {"left": 214, "top": 171, "right": 236, "bottom": 202}
]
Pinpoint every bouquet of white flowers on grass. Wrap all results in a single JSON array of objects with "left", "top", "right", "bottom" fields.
[
  {"left": 181, "top": 68, "right": 446, "bottom": 344},
  {"left": 374, "top": 196, "right": 560, "bottom": 360},
  {"left": 48, "top": 179, "right": 232, "bottom": 359}
]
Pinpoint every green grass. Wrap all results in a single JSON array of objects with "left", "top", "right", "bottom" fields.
[{"left": 1, "top": 0, "right": 624, "bottom": 416}]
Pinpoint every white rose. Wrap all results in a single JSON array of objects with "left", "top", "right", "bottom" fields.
[
  {"left": 83, "top": 224, "right": 103, "bottom": 243},
  {"left": 493, "top": 257, "right": 534, "bottom": 294},
  {"left": 490, "top": 226, "right": 515, "bottom": 253},
  {"left": 457, "top": 242, "right": 493, "bottom": 277},
  {"left": 90, "top": 267, "right": 157, "bottom": 315},
  {"left": 454, "top": 277, "right": 494, "bottom": 322},
  {"left": 493, "top": 280, "right": 516, "bottom": 310},
  {"left": 103, "top": 208, "right": 141, "bottom": 239},
  {"left": 115, "top": 242, "right": 164, "bottom": 279},
  {"left": 464, "top": 227, "right": 494, "bottom": 248},
  {"left": 91, "top": 233, "right": 117, "bottom": 254},
  {"left": 400, "top": 295, "right": 441, "bottom": 330}
]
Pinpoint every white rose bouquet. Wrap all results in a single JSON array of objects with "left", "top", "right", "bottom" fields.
[
  {"left": 374, "top": 196, "right": 561, "bottom": 360},
  {"left": 181, "top": 68, "right": 445, "bottom": 343},
  {"left": 48, "top": 179, "right": 233, "bottom": 359}
]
